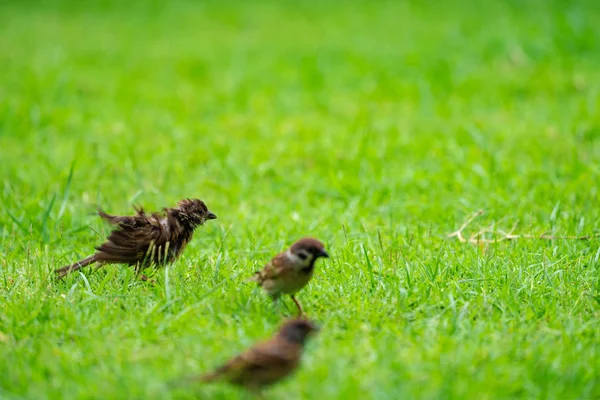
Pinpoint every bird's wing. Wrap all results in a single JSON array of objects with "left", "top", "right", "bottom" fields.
[
  {"left": 98, "top": 205, "right": 148, "bottom": 227},
  {"left": 94, "top": 212, "right": 170, "bottom": 264},
  {"left": 250, "top": 253, "right": 289, "bottom": 282},
  {"left": 248, "top": 254, "right": 297, "bottom": 298},
  {"left": 203, "top": 339, "right": 299, "bottom": 384},
  {"left": 270, "top": 254, "right": 291, "bottom": 275}
]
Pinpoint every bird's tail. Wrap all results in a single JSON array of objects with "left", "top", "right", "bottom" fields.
[
  {"left": 246, "top": 270, "right": 263, "bottom": 284},
  {"left": 54, "top": 255, "right": 97, "bottom": 278},
  {"left": 198, "top": 371, "right": 221, "bottom": 383},
  {"left": 167, "top": 371, "right": 221, "bottom": 389}
]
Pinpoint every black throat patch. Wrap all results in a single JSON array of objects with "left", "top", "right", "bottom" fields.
[{"left": 300, "top": 261, "right": 315, "bottom": 274}]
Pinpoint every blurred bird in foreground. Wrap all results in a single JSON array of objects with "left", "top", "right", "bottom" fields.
[
  {"left": 55, "top": 198, "right": 217, "bottom": 278},
  {"left": 197, "top": 318, "right": 319, "bottom": 395},
  {"left": 248, "top": 238, "right": 329, "bottom": 316}
]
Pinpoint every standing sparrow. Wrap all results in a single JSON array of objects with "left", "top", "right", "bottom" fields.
[
  {"left": 198, "top": 318, "right": 319, "bottom": 394},
  {"left": 55, "top": 198, "right": 217, "bottom": 278},
  {"left": 248, "top": 238, "right": 329, "bottom": 316}
]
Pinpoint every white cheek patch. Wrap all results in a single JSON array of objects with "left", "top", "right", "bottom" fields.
[
  {"left": 285, "top": 251, "right": 302, "bottom": 265},
  {"left": 286, "top": 250, "right": 313, "bottom": 269}
]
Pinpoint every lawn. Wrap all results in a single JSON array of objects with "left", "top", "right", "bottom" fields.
[{"left": 1, "top": 0, "right": 600, "bottom": 399}]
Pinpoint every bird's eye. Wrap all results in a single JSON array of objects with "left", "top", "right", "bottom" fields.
[{"left": 298, "top": 253, "right": 308, "bottom": 260}]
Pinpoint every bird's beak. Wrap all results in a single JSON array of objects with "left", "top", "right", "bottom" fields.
[
  {"left": 207, "top": 212, "right": 217, "bottom": 220},
  {"left": 319, "top": 250, "right": 329, "bottom": 258}
]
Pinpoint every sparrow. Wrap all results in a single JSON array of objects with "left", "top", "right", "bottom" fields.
[
  {"left": 198, "top": 318, "right": 319, "bottom": 394},
  {"left": 248, "top": 238, "right": 329, "bottom": 316},
  {"left": 55, "top": 198, "right": 217, "bottom": 278}
]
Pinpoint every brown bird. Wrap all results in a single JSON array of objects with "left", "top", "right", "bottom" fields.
[
  {"left": 199, "top": 318, "right": 319, "bottom": 394},
  {"left": 55, "top": 198, "right": 217, "bottom": 278},
  {"left": 248, "top": 238, "right": 329, "bottom": 316}
]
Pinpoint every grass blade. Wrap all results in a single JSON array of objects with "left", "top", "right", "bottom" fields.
[
  {"left": 362, "top": 244, "right": 375, "bottom": 292},
  {"left": 3, "top": 206, "right": 27, "bottom": 233},
  {"left": 57, "top": 161, "right": 76, "bottom": 221},
  {"left": 41, "top": 194, "right": 56, "bottom": 243}
]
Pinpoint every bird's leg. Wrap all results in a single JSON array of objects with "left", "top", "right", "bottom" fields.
[
  {"left": 92, "top": 261, "right": 106, "bottom": 271},
  {"left": 248, "top": 387, "right": 265, "bottom": 399},
  {"left": 275, "top": 299, "right": 282, "bottom": 315},
  {"left": 133, "top": 264, "right": 156, "bottom": 283},
  {"left": 291, "top": 295, "right": 304, "bottom": 317},
  {"left": 136, "top": 267, "right": 149, "bottom": 281},
  {"left": 272, "top": 297, "right": 284, "bottom": 316},
  {"left": 274, "top": 296, "right": 295, "bottom": 316}
]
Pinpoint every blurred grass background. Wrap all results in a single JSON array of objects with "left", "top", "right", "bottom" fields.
[{"left": 1, "top": 0, "right": 599, "bottom": 399}]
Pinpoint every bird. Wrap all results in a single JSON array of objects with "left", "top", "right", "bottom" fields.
[
  {"left": 248, "top": 238, "right": 329, "bottom": 316},
  {"left": 197, "top": 318, "right": 319, "bottom": 395},
  {"left": 55, "top": 198, "right": 217, "bottom": 278}
]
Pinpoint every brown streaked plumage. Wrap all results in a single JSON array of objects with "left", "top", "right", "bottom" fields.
[
  {"left": 55, "top": 198, "right": 217, "bottom": 278},
  {"left": 248, "top": 238, "right": 329, "bottom": 316},
  {"left": 198, "top": 319, "right": 319, "bottom": 394}
]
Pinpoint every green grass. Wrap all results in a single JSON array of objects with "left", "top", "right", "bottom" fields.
[{"left": 1, "top": 0, "right": 600, "bottom": 398}]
